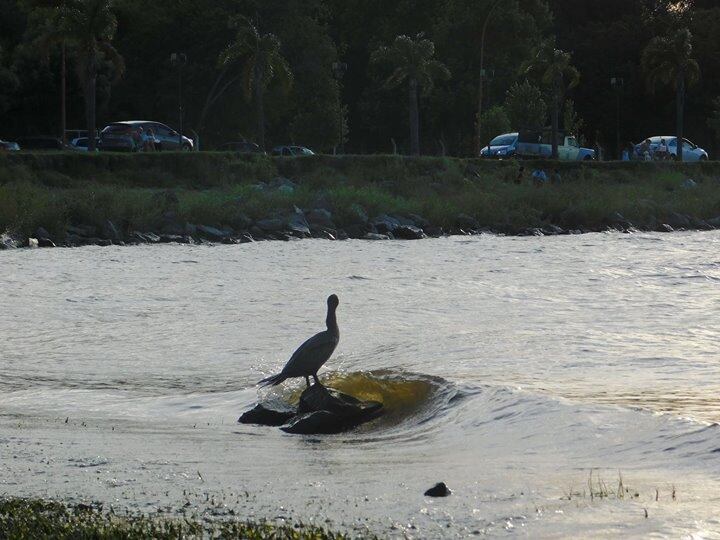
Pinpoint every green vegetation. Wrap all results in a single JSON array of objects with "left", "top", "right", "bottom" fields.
[
  {"left": 0, "top": 497, "right": 350, "bottom": 539},
  {"left": 2, "top": 153, "right": 720, "bottom": 240}
]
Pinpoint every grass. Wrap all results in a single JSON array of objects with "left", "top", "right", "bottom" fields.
[
  {"left": 2, "top": 152, "right": 720, "bottom": 238},
  {"left": 0, "top": 497, "right": 352, "bottom": 539}
]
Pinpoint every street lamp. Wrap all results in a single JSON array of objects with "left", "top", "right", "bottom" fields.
[
  {"left": 332, "top": 62, "right": 348, "bottom": 155},
  {"left": 170, "top": 53, "right": 187, "bottom": 149},
  {"left": 475, "top": 0, "right": 504, "bottom": 156},
  {"left": 611, "top": 77, "right": 624, "bottom": 159}
]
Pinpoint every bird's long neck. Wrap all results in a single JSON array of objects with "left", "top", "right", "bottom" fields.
[{"left": 326, "top": 305, "right": 339, "bottom": 336}]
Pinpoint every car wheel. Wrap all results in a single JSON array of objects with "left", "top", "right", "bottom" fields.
[
  {"left": 700, "top": 155, "right": 708, "bottom": 161},
  {"left": 182, "top": 144, "right": 192, "bottom": 151},
  {"left": 583, "top": 155, "right": 593, "bottom": 161}
]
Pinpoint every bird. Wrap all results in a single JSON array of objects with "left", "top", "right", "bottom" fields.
[{"left": 258, "top": 294, "right": 340, "bottom": 388}]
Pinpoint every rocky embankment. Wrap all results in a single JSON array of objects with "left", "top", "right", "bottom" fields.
[{"left": 3, "top": 178, "right": 720, "bottom": 251}]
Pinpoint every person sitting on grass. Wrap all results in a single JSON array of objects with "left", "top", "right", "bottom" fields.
[
  {"left": 515, "top": 166, "right": 525, "bottom": 185},
  {"left": 532, "top": 169, "right": 548, "bottom": 187}
]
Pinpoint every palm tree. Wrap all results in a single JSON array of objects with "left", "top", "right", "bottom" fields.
[
  {"left": 522, "top": 39, "right": 580, "bottom": 159},
  {"left": 36, "top": 0, "right": 124, "bottom": 151},
  {"left": 641, "top": 27, "right": 700, "bottom": 162},
  {"left": 371, "top": 34, "right": 450, "bottom": 156},
  {"left": 219, "top": 17, "right": 292, "bottom": 150}
]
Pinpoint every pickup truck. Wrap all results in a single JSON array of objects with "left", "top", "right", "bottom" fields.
[{"left": 516, "top": 130, "right": 595, "bottom": 161}]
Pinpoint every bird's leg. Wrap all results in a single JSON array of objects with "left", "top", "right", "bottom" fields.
[
  {"left": 312, "top": 373, "right": 321, "bottom": 386},
  {"left": 305, "top": 376, "right": 311, "bottom": 388}
]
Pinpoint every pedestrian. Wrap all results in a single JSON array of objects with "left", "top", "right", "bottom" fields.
[
  {"left": 656, "top": 138, "right": 668, "bottom": 160},
  {"left": 143, "top": 128, "right": 158, "bottom": 152},
  {"left": 551, "top": 168, "right": 562, "bottom": 184},
  {"left": 621, "top": 146, "right": 630, "bottom": 161},
  {"left": 532, "top": 168, "right": 548, "bottom": 187},
  {"left": 640, "top": 139, "right": 652, "bottom": 161},
  {"left": 515, "top": 166, "right": 525, "bottom": 185}
]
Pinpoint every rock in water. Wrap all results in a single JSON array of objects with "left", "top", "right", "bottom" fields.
[
  {"left": 238, "top": 399, "right": 296, "bottom": 426},
  {"left": 424, "top": 482, "right": 452, "bottom": 497},
  {"left": 280, "top": 385, "right": 383, "bottom": 435}
]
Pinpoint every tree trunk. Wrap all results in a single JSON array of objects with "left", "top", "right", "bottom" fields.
[
  {"left": 85, "top": 52, "right": 97, "bottom": 152},
  {"left": 551, "top": 92, "right": 559, "bottom": 160},
  {"left": 255, "top": 62, "right": 265, "bottom": 149},
  {"left": 409, "top": 77, "right": 420, "bottom": 156},
  {"left": 676, "top": 69, "right": 685, "bottom": 162}
]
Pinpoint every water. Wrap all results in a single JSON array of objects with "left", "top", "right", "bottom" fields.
[{"left": 2, "top": 233, "right": 720, "bottom": 537}]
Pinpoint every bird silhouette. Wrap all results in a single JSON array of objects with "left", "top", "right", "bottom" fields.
[{"left": 258, "top": 294, "right": 340, "bottom": 388}]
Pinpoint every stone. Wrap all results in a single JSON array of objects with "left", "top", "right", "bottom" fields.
[
  {"left": 658, "top": 223, "right": 674, "bottom": 233},
  {"left": 238, "top": 399, "right": 296, "bottom": 427},
  {"left": 707, "top": 216, "right": 720, "bottom": 228},
  {"left": 256, "top": 218, "right": 285, "bottom": 232},
  {"left": 371, "top": 214, "right": 401, "bottom": 235},
  {"left": 35, "top": 227, "right": 51, "bottom": 239},
  {"left": 102, "top": 220, "right": 122, "bottom": 241},
  {"left": 37, "top": 237, "right": 56, "bottom": 248},
  {"left": 542, "top": 224, "right": 566, "bottom": 235},
  {"left": 408, "top": 214, "right": 430, "bottom": 229},
  {"left": 286, "top": 210, "right": 310, "bottom": 236},
  {"left": 393, "top": 224, "right": 426, "bottom": 240},
  {"left": 142, "top": 232, "right": 161, "bottom": 243},
  {"left": 197, "top": 224, "right": 231, "bottom": 240},
  {"left": 455, "top": 213, "right": 479, "bottom": 231},
  {"left": 27, "top": 238, "right": 39, "bottom": 248},
  {"left": 185, "top": 223, "right": 198, "bottom": 236},
  {"left": 159, "top": 234, "right": 186, "bottom": 244},
  {"left": 281, "top": 411, "right": 345, "bottom": 435},
  {"left": 424, "top": 226, "right": 444, "bottom": 237},
  {"left": 424, "top": 482, "right": 452, "bottom": 497},
  {"left": 666, "top": 213, "right": 692, "bottom": 230},
  {"left": 364, "top": 232, "right": 390, "bottom": 240},
  {"left": 66, "top": 224, "right": 97, "bottom": 238},
  {"left": 348, "top": 204, "right": 369, "bottom": 224},
  {"left": 307, "top": 209, "right": 335, "bottom": 229}
]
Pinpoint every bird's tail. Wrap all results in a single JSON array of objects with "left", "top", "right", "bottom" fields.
[{"left": 257, "top": 372, "right": 287, "bottom": 387}]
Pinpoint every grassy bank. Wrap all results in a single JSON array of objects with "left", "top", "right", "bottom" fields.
[
  {"left": 0, "top": 497, "right": 350, "bottom": 539},
  {"left": 1, "top": 152, "right": 720, "bottom": 240}
]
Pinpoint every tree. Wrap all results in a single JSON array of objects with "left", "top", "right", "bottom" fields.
[
  {"left": 641, "top": 27, "right": 700, "bottom": 161},
  {"left": 708, "top": 96, "right": 720, "bottom": 156},
  {"left": 562, "top": 99, "right": 584, "bottom": 139},
  {"left": 504, "top": 80, "right": 547, "bottom": 131},
  {"left": 522, "top": 38, "right": 580, "bottom": 159},
  {"left": 479, "top": 105, "right": 510, "bottom": 146},
  {"left": 0, "top": 46, "right": 19, "bottom": 116},
  {"left": 34, "top": 0, "right": 124, "bottom": 150},
  {"left": 219, "top": 16, "right": 292, "bottom": 150},
  {"left": 371, "top": 34, "right": 450, "bottom": 156}
]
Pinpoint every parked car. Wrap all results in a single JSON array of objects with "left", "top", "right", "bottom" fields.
[
  {"left": 14, "top": 136, "right": 64, "bottom": 151},
  {"left": 271, "top": 145, "right": 315, "bottom": 157},
  {"left": 633, "top": 136, "right": 708, "bottom": 162},
  {"left": 69, "top": 137, "right": 100, "bottom": 152},
  {"left": 219, "top": 141, "right": 265, "bottom": 154},
  {"left": 516, "top": 130, "right": 595, "bottom": 161},
  {"left": 65, "top": 129, "right": 95, "bottom": 142},
  {"left": 0, "top": 139, "right": 21, "bottom": 151},
  {"left": 480, "top": 132, "right": 518, "bottom": 158},
  {"left": 99, "top": 121, "right": 193, "bottom": 152}
]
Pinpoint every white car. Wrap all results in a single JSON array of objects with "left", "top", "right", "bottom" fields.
[
  {"left": 68, "top": 137, "right": 100, "bottom": 152},
  {"left": 0, "top": 139, "right": 20, "bottom": 151},
  {"left": 635, "top": 136, "right": 708, "bottom": 162}
]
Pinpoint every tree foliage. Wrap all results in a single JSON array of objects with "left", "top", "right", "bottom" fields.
[{"left": 504, "top": 80, "right": 547, "bottom": 131}]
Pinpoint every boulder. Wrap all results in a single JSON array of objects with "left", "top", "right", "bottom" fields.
[
  {"left": 393, "top": 224, "right": 426, "bottom": 240},
  {"left": 348, "top": 204, "right": 369, "bottom": 225},
  {"left": 280, "top": 385, "right": 383, "bottom": 435},
  {"left": 408, "top": 214, "right": 430, "bottom": 229},
  {"left": 307, "top": 209, "right": 335, "bottom": 229},
  {"left": 239, "top": 399, "right": 296, "bottom": 427},
  {"left": 37, "top": 237, "right": 56, "bottom": 248},
  {"left": 286, "top": 209, "right": 310, "bottom": 237},
  {"left": 256, "top": 218, "right": 285, "bottom": 232},
  {"left": 371, "top": 214, "right": 401, "bottom": 235},
  {"left": 67, "top": 224, "right": 97, "bottom": 238},
  {"left": 424, "top": 482, "right": 452, "bottom": 498},
  {"left": 35, "top": 227, "right": 51, "bottom": 240},
  {"left": 197, "top": 224, "right": 231, "bottom": 240},
  {"left": 455, "top": 213, "right": 479, "bottom": 231},
  {"left": 707, "top": 216, "right": 720, "bottom": 229},
  {"left": 102, "top": 220, "right": 122, "bottom": 241},
  {"left": 27, "top": 238, "right": 39, "bottom": 248},
  {"left": 364, "top": 232, "right": 390, "bottom": 240},
  {"left": 666, "top": 213, "right": 692, "bottom": 230}
]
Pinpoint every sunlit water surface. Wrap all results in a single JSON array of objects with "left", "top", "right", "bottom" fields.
[{"left": 2, "top": 233, "right": 720, "bottom": 538}]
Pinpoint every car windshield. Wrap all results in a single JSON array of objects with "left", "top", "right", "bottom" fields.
[
  {"left": 490, "top": 135, "right": 516, "bottom": 146},
  {"left": 104, "top": 124, "right": 135, "bottom": 134}
]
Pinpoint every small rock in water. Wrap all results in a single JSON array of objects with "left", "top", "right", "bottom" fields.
[
  {"left": 424, "top": 482, "right": 452, "bottom": 497},
  {"left": 239, "top": 399, "right": 296, "bottom": 426}
]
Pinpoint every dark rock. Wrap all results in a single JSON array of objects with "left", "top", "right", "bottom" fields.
[
  {"left": 455, "top": 213, "right": 479, "bottom": 231},
  {"left": 160, "top": 220, "right": 185, "bottom": 236},
  {"left": 256, "top": 218, "right": 285, "bottom": 232},
  {"left": 197, "top": 224, "right": 231, "bottom": 240},
  {"left": 185, "top": 223, "right": 198, "bottom": 236},
  {"left": 424, "top": 226, "right": 444, "bottom": 237},
  {"left": 307, "top": 209, "right": 335, "bottom": 229},
  {"left": 279, "top": 385, "right": 383, "bottom": 435},
  {"left": 372, "top": 214, "right": 401, "bottom": 235},
  {"left": 159, "top": 234, "right": 186, "bottom": 244},
  {"left": 239, "top": 399, "right": 296, "bottom": 427},
  {"left": 286, "top": 209, "right": 310, "bottom": 236},
  {"left": 102, "top": 220, "right": 122, "bottom": 241},
  {"left": 348, "top": 204, "right": 369, "bottom": 224},
  {"left": 143, "top": 232, "right": 161, "bottom": 243},
  {"left": 666, "top": 213, "right": 692, "bottom": 230},
  {"left": 393, "top": 224, "right": 426, "bottom": 240},
  {"left": 408, "top": 214, "right": 430, "bottom": 229},
  {"left": 542, "top": 224, "right": 565, "bottom": 235},
  {"left": 690, "top": 216, "right": 711, "bottom": 230},
  {"left": 335, "top": 229, "right": 349, "bottom": 241},
  {"left": 424, "top": 482, "right": 452, "bottom": 498},
  {"left": 707, "top": 216, "right": 720, "bottom": 229},
  {"left": 364, "top": 232, "right": 390, "bottom": 240},
  {"left": 37, "top": 237, "right": 56, "bottom": 248},
  {"left": 658, "top": 223, "right": 674, "bottom": 233},
  {"left": 94, "top": 238, "right": 113, "bottom": 247},
  {"left": 64, "top": 233, "right": 85, "bottom": 246},
  {"left": 344, "top": 223, "right": 370, "bottom": 239},
  {"left": 35, "top": 227, "right": 51, "bottom": 239},
  {"left": 239, "top": 233, "right": 254, "bottom": 243},
  {"left": 67, "top": 224, "right": 97, "bottom": 238}
]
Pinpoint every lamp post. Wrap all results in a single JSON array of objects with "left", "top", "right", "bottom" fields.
[
  {"left": 475, "top": 0, "right": 504, "bottom": 157},
  {"left": 610, "top": 77, "right": 624, "bottom": 160},
  {"left": 171, "top": 53, "right": 187, "bottom": 149},
  {"left": 332, "top": 61, "right": 348, "bottom": 155}
]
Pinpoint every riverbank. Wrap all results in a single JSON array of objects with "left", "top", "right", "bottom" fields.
[
  {"left": 2, "top": 152, "right": 720, "bottom": 248},
  {"left": 0, "top": 497, "right": 351, "bottom": 539}
]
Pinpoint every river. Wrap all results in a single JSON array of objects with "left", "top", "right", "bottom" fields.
[{"left": 1, "top": 233, "right": 719, "bottom": 537}]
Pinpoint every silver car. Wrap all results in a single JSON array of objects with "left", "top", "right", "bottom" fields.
[
  {"left": 635, "top": 136, "right": 708, "bottom": 161},
  {"left": 99, "top": 121, "right": 193, "bottom": 152}
]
